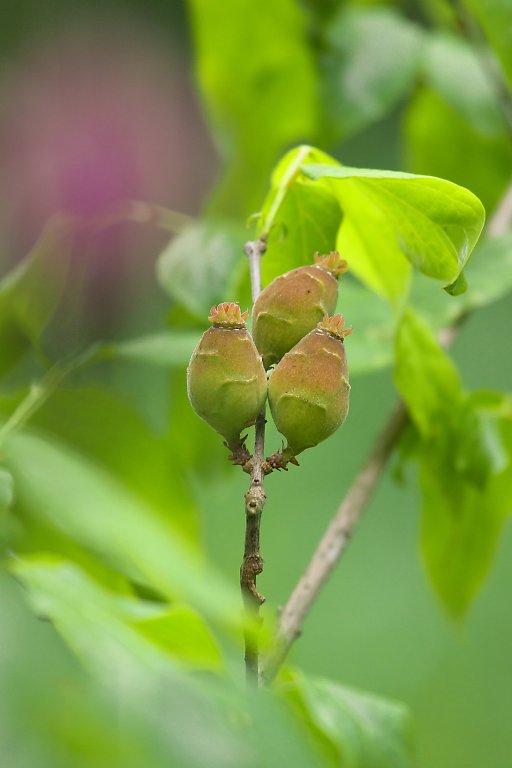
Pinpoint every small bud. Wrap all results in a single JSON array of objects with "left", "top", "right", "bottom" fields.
[
  {"left": 187, "top": 303, "right": 267, "bottom": 452},
  {"left": 268, "top": 314, "right": 351, "bottom": 465},
  {"left": 252, "top": 252, "right": 348, "bottom": 369}
]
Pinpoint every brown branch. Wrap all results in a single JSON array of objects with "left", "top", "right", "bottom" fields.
[
  {"left": 240, "top": 236, "right": 267, "bottom": 684},
  {"left": 262, "top": 180, "right": 512, "bottom": 683}
]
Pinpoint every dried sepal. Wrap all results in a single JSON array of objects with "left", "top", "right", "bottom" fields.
[
  {"left": 317, "top": 314, "right": 352, "bottom": 340},
  {"left": 313, "top": 251, "right": 348, "bottom": 278},
  {"left": 208, "top": 302, "right": 249, "bottom": 328}
]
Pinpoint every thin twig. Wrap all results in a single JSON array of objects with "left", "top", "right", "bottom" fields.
[
  {"left": 262, "top": 180, "right": 512, "bottom": 682},
  {"left": 240, "top": 236, "right": 267, "bottom": 684},
  {"left": 263, "top": 403, "right": 408, "bottom": 682}
]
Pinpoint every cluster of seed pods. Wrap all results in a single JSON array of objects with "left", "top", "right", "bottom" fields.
[{"left": 187, "top": 252, "right": 351, "bottom": 469}]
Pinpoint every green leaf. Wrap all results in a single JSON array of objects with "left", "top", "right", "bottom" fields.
[
  {"left": 423, "top": 33, "right": 507, "bottom": 136},
  {"left": 465, "top": 0, "right": 512, "bottom": 90},
  {"left": 25, "top": 386, "right": 199, "bottom": 539},
  {"left": 8, "top": 559, "right": 322, "bottom": 768},
  {"left": 336, "top": 280, "right": 395, "bottom": 376},
  {"left": 262, "top": 183, "right": 341, "bottom": 285},
  {"left": 0, "top": 218, "right": 71, "bottom": 375},
  {"left": 188, "top": 0, "right": 317, "bottom": 216},
  {"left": 3, "top": 431, "right": 241, "bottom": 629},
  {"left": 303, "top": 164, "right": 486, "bottom": 302},
  {"left": 444, "top": 271, "right": 468, "bottom": 296},
  {"left": 107, "top": 331, "right": 200, "bottom": 368},
  {"left": 404, "top": 87, "right": 512, "bottom": 214},
  {"left": 7, "top": 558, "right": 255, "bottom": 768},
  {"left": 322, "top": 7, "right": 424, "bottom": 141},
  {"left": 278, "top": 668, "right": 415, "bottom": 768},
  {"left": 0, "top": 569, "right": 150, "bottom": 768},
  {"left": 257, "top": 145, "right": 341, "bottom": 285},
  {"left": 131, "top": 604, "right": 223, "bottom": 671},
  {"left": 394, "top": 308, "right": 462, "bottom": 436},
  {"left": 411, "top": 232, "right": 512, "bottom": 332},
  {"left": 419, "top": 415, "right": 512, "bottom": 618},
  {"left": 157, "top": 221, "right": 246, "bottom": 319},
  {"left": 395, "top": 310, "right": 512, "bottom": 615}
]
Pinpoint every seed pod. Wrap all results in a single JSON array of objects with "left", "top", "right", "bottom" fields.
[
  {"left": 187, "top": 302, "right": 267, "bottom": 454},
  {"left": 268, "top": 314, "right": 351, "bottom": 466},
  {"left": 252, "top": 252, "right": 348, "bottom": 369}
]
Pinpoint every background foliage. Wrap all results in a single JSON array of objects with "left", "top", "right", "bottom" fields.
[{"left": 1, "top": 1, "right": 511, "bottom": 767}]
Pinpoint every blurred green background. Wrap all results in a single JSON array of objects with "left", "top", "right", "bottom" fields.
[{"left": 1, "top": 1, "right": 511, "bottom": 767}]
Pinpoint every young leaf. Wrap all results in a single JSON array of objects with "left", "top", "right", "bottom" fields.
[
  {"left": 303, "top": 164, "right": 485, "bottom": 302},
  {"left": 258, "top": 145, "right": 341, "bottom": 285},
  {"left": 277, "top": 668, "right": 415, "bottom": 768}
]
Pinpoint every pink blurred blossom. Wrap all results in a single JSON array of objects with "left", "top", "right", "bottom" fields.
[{"left": 0, "top": 18, "right": 216, "bottom": 262}]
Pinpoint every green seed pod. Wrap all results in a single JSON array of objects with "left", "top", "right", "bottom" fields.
[
  {"left": 187, "top": 302, "right": 267, "bottom": 453},
  {"left": 252, "top": 252, "right": 348, "bottom": 369},
  {"left": 268, "top": 314, "right": 351, "bottom": 466}
]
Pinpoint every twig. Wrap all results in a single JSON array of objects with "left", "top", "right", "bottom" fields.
[
  {"left": 240, "top": 236, "right": 267, "bottom": 683},
  {"left": 262, "top": 180, "right": 512, "bottom": 682},
  {"left": 263, "top": 403, "right": 408, "bottom": 682}
]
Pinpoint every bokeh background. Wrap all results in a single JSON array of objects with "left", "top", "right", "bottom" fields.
[{"left": 1, "top": 2, "right": 511, "bottom": 767}]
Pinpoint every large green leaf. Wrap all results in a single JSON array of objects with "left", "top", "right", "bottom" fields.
[
  {"left": 0, "top": 569, "right": 151, "bottom": 768},
  {"left": 0, "top": 218, "right": 70, "bottom": 375},
  {"left": 8, "top": 558, "right": 249, "bottom": 768},
  {"left": 465, "top": 0, "right": 512, "bottom": 89},
  {"left": 25, "top": 386, "right": 199, "bottom": 539},
  {"left": 3, "top": 431, "right": 241, "bottom": 628},
  {"left": 303, "top": 164, "right": 485, "bottom": 303},
  {"left": 7, "top": 558, "right": 325, "bottom": 768},
  {"left": 321, "top": 7, "right": 424, "bottom": 141},
  {"left": 277, "top": 668, "right": 415, "bottom": 768},
  {"left": 188, "top": 0, "right": 317, "bottom": 216}
]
